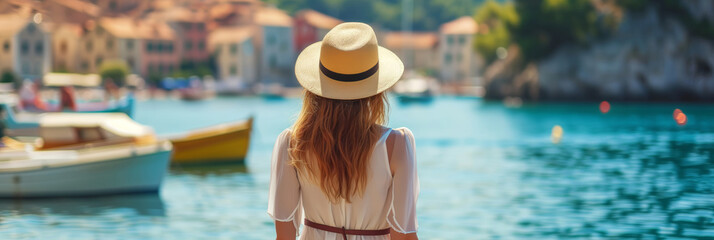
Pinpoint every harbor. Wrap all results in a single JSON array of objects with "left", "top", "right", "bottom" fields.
[
  {"left": 1, "top": 96, "right": 713, "bottom": 239},
  {"left": 0, "top": 0, "right": 713, "bottom": 239}
]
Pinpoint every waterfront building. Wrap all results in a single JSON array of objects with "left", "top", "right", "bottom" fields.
[
  {"left": 78, "top": 18, "right": 179, "bottom": 77},
  {"left": 208, "top": 26, "right": 256, "bottom": 91},
  {"left": 150, "top": 7, "right": 211, "bottom": 63},
  {"left": 0, "top": 13, "right": 52, "bottom": 80},
  {"left": 52, "top": 24, "right": 83, "bottom": 73},
  {"left": 383, "top": 32, "right": 439, "bottom": 75},
  {"left": 254, "top": 7, "right": 295, "bottom": 86},
  {"left": 293, "top": 9, "right": 342, "bottom": 52},
  {"left": 438, "top": 16, "right": 479, "bottom": 84}
]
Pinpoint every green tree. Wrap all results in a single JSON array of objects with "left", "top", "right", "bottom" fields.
[
  {"left": 0, "top": 70, "right": 20, "bottom": 90},
  {"left": 473, "top": 0, "right": 519, "bottom": 63},
  {"left": 0, "top": 71, "right": 17, "bottom": 84},
  {"left": 98, "top": 60, "right": 130, "bottom": 86},
  {"left": 510, "top": 0, "right": 597, "bottom": 61}
]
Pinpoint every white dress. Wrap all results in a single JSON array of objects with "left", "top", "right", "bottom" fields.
[{"left": 268, "top": 127, "right": 419, "bottom": 239}]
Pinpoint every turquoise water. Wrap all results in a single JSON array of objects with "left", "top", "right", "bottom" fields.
[{"left": 1, "top": 96, "right": 713, "bottom": 239}]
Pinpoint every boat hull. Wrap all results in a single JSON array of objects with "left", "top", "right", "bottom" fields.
[
  {"left": 0, "top": 144, "right": 172, "bottom": 198},
  {"left": 170, "top": 118, "right": 252, "bottom": 165}
]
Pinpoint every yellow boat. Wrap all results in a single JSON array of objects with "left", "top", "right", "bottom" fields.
[{"left": 169, "top": 117, "right": 253, "bottom": 165}]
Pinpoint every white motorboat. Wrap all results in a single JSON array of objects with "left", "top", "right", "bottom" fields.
[{"left": 0, "top": 113, "right": 172, "bottom": 198}]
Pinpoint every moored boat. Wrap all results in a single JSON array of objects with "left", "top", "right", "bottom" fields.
[
  {"left": 392, "top": 75, "right": 439, "bottom": 103},
  {"left": 168, "top": 117, "right": 253, "bottom": 165},
  {"left": 0, "top": 94, "right": 134, "bottom": 137},
  {"left": 0, "top": 113, "right": 172, "bottom": 198}
]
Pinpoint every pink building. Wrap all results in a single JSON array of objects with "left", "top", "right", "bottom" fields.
[
  {"left": 293, "top": 9, "right": 342, "bottom": 53},
  {"left": 150, "top": 7, "right": 210, "bottom": 62}
]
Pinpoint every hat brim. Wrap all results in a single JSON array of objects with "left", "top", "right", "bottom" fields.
[{"left": 295, "top": 41, "right": 404, "bottom": 100}]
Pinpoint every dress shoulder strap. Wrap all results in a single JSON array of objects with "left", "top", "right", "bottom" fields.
[{"left": 377, "top": 127, "right": 392, "bottom": 144}]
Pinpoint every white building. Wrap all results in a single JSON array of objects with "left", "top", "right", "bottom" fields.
[
  {"left": 438, "top": 16, "right": 479, "bottom": 84},
  {"left": 0, "top": 13, "right": 52, "bottom": 80}
]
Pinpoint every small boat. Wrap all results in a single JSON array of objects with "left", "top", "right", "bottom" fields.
[
  {"left": 0, "top": 113, "right": 172, "bottom": 198},
  {"left": 393, "top": 77, "right": 439, "bottom": 103},
  {"left": 168, "top": 117, "right": 253, "bottom": 165},
  {"left": 178, "top": 77, "right": 211, "bottom": 101},
  {"left": 1, "top": 94, "right": 134, "bottom": 137},
  {"left": 18, "top": 73, "right": 134, "bottom": 116}
]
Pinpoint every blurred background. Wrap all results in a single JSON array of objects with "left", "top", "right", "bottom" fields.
[{"left": 0, "top": 0, "right": 713, "bottom": 239}]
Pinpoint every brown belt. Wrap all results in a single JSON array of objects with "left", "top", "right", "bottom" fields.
[{"left": 304, "top": 219, "right": 390, "bottom": 240}]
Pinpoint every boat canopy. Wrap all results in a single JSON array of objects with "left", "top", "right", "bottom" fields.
[
  {"left": 43, "top": 73, "right": 101, "bottom": 87},
  {"left": 39, "top": 113, "right": 151, "bottom": 138}
]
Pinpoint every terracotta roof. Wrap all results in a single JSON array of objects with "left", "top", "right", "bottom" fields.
[
  {"left": 0, "top": 13, "right": 29, "bottom": 36},
  {"left": 150, "top": 7, "right": 207, "bottom": 23},
  {"left": 383, "top": 32, "right": 438, "bottom": 50},
  {"left": 209, "top": 3, "right": 235, "bottom": 20},
  {"left": 99, "top": 17, "right": 175, "bottom": 40},
  {"left": 208, "top": 26, "right": 253, "bottom": 50},
  {"left": 440, "top": 16, "right": 477, "bottom": 34},
  {"left": 296, "top": 9, "right": 342, "bottom": 29},
  {"left": 152, "top": 0, "right": 174, "bottom": 10},
  {"left": 254, "top": 7, "right": 291, "bottom": 27},
  {"left": 49, "top": 0, "right": 101, "bottom": 17}
]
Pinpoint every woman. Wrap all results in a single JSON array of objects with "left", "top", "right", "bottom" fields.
[{"left": 268, "top": 22, "right": 419, "bottom": 240}]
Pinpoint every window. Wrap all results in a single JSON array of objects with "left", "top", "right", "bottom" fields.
[
  {"left": 106, "top": 39, "right": 113, "bottom": 49},
  {"left": 444, "top": 53, "right": 452, "bottom": 64},
  {"left": 167, "top": 42, "right": 173, "bottom": 53},
  {"left": 108, "top": 0, "right": 117, "bottom": 9},
  {"left": 269, "top": 55, "right": 277, "bottom": 68},
  {"left": 60, "top": 41, "right": 67, "bottom": 54},
  {"left": 21, "top": 41, "right": 29, "bottom": 54},
  {"left": 86, "top": 41, "right": 93, "bottom": 52},
  {"left": 267, "top": 34, "right": 276, "bottom": 46},
  {"left": 27, "top": 24, "right": 35, "bottom": 33},
  {"left": 184, "top": 41, "right": 192, "bottom": 51},
  {"left": 198, "top": 41, "right": 205, "bottom": 51},
  {"left": 156, "top": 42, "right": 163, "bottom": 53},
  {"left": 96, "top": 27, "right": 103, "bottom": 35},
  {"left": 447, "top": 35, "right": 453, "bottom": 45},
  {"left": 197, "top": 23, "right": 205, "bottom": 31},
  {"left": 459, "top": 35, "right": 466, "bottom": 45},
  {"left": 230, "top": 65, "right": 237, "bottom": 75},
  {"left": 3, "top": 41, "right": 9, "bottom": 53},
  {"left": 146, "top": 42, "right": 153, "bottom": 52},
  {"left": 230, "top": 43, "right": 238, "bottom": 55},
  {"left": 78, "top": 128, "right": 102, "bottom": 142},
  {"left": 127, "top": 40, "right": 134, "bottom": 50},
  {"left": 127, "top": 57, "right": 135, "bottom": 68},
  {"left": 81, "top": 61, "right": 89, "bottom": 70},
  {"left": 95, "top": 56, "right": 102, "bottom": 66},
  {"left": 34, "top": 41, "right": 43, "bottom": 55}
]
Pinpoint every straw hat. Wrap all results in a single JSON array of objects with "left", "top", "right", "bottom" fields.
[{"left": 295, "top": 22, "right": 404, "bottom": 100}]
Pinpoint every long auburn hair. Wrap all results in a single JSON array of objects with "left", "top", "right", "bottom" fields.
[{"left": 289, "top": 90, "right": 388, "bottom": 203}]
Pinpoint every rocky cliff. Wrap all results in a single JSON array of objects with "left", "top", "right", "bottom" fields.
[{"left": 484, "top": 6, "right": 714, "bottom": 101}]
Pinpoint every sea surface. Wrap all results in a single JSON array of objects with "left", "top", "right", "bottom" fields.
[{"left": 1, "top": 96, "right": 713, "bottom": 239}]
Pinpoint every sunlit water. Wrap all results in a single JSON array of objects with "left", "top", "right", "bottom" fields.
[{"left": 1, "top": 96, "right": 713, "bottom": 239}]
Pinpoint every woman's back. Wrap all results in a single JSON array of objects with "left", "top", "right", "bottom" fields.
[{"left": 268, "top": 127, "right": 418, "bottom": 239}]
